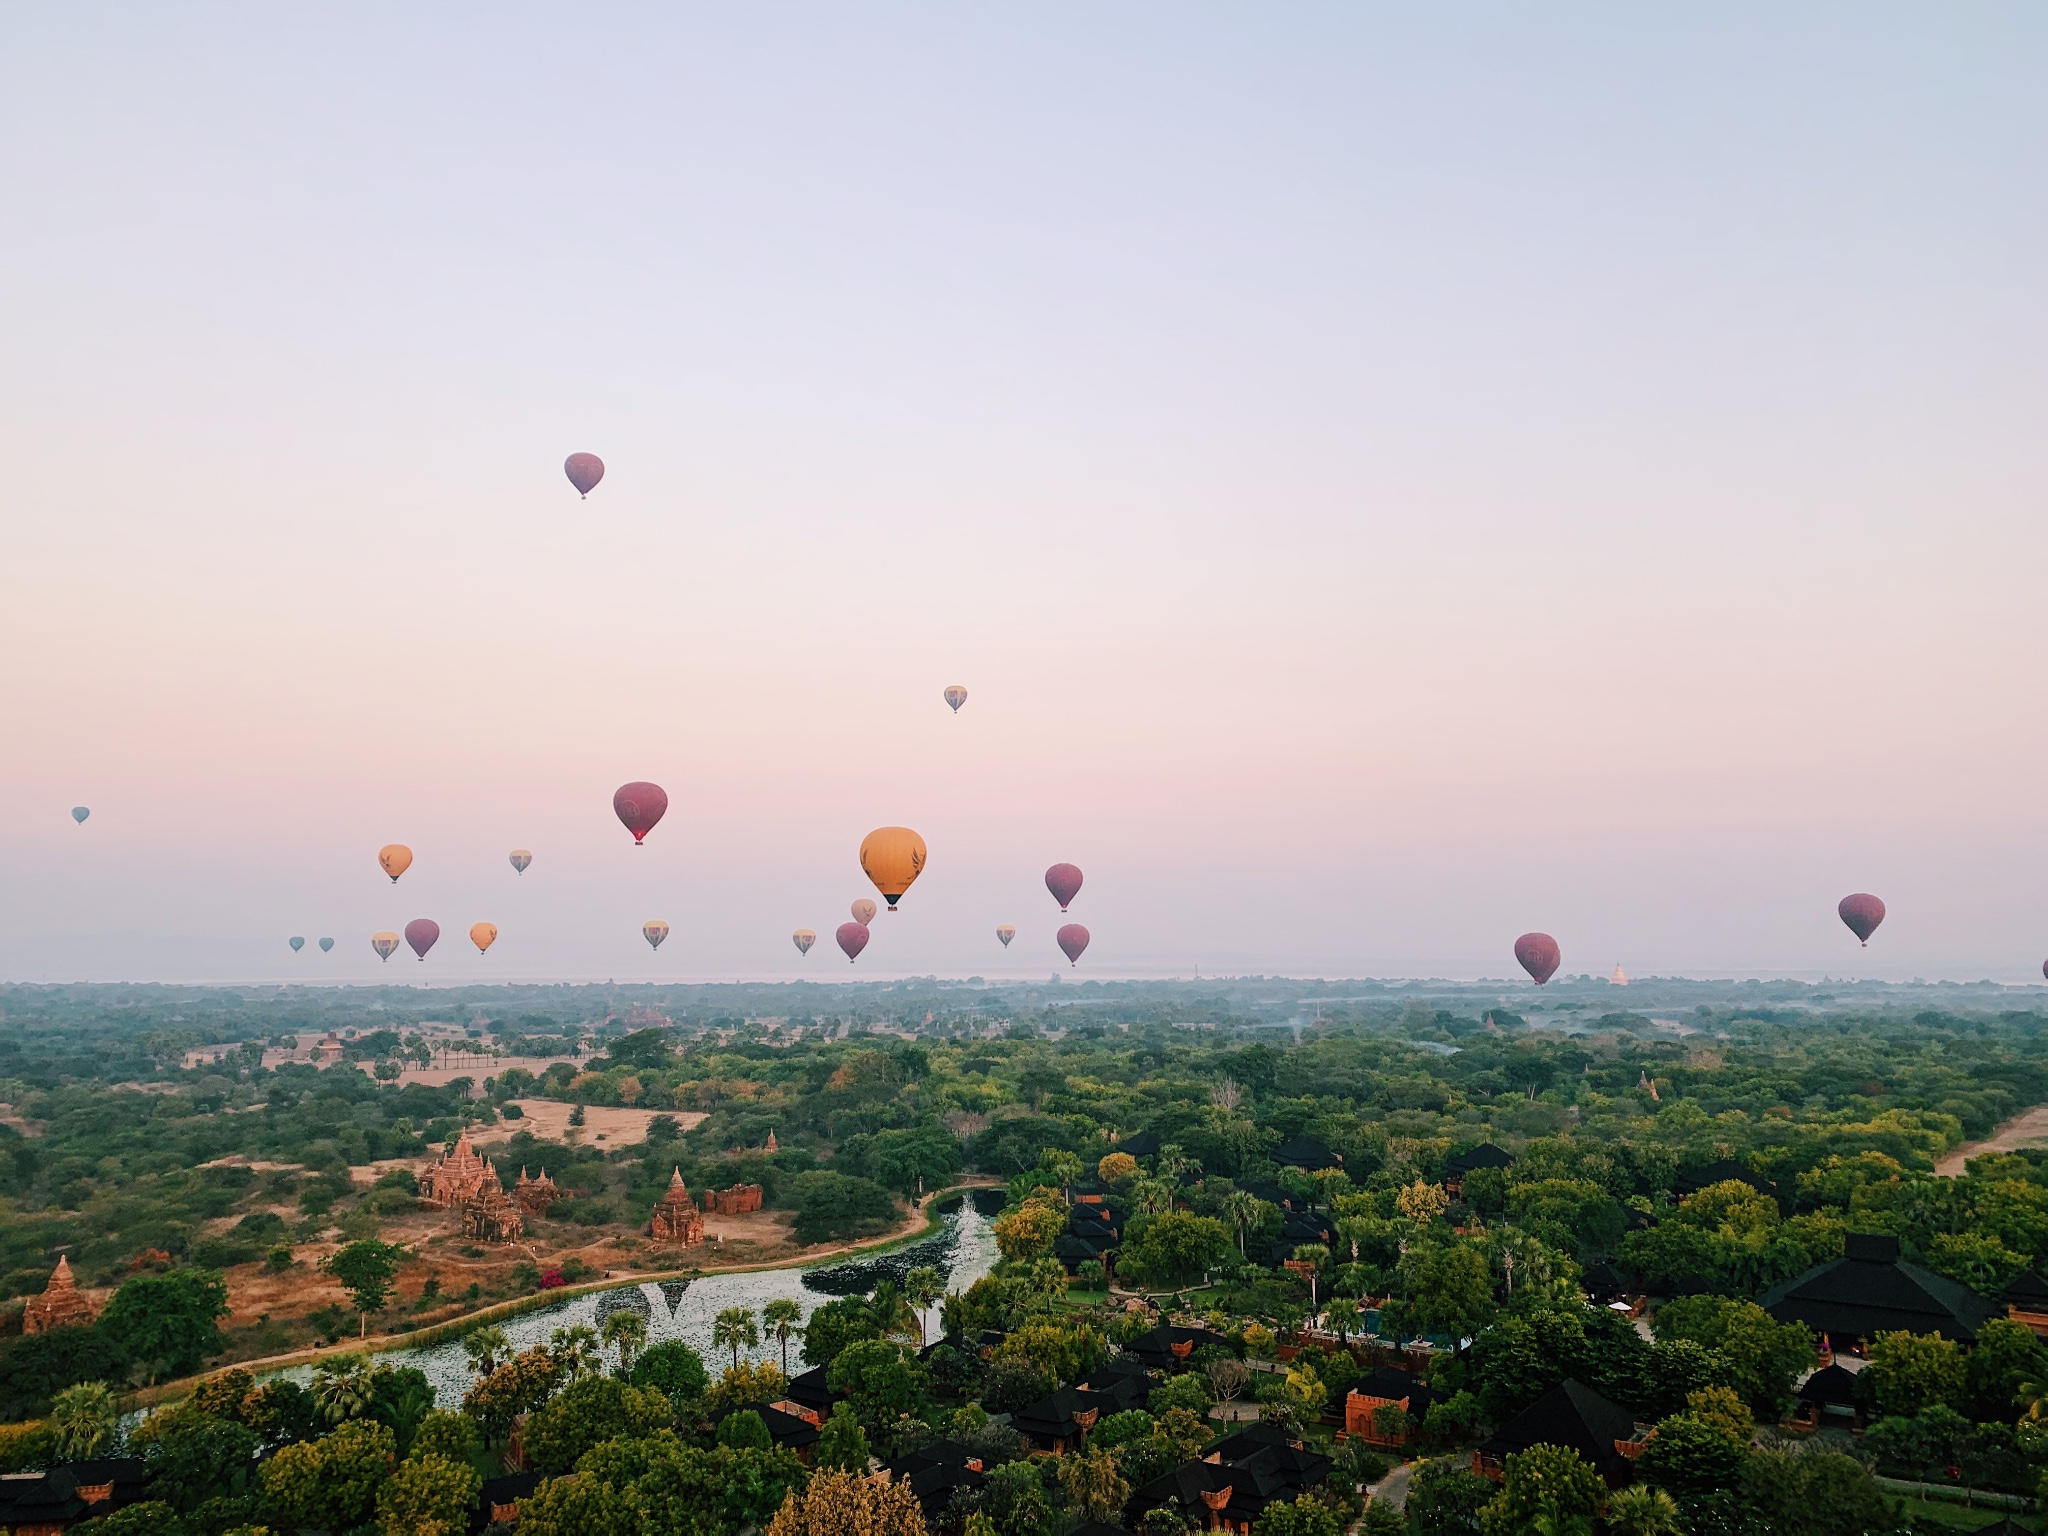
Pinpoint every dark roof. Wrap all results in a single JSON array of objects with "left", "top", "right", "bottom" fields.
[
  {"left": 1480, "top": 1379, "right": 1641, "bottom": 1480},
  {"left": 891, "top": 1459, "right": 985, "bottom": 1514},
  {"left": 1114, "top": 1130, "right": 1162, "bottom": 1159},
  {"left": 1207, "top": 1422, "right": 1300, "bottom": 1459},
  {"left": 1013, "top": 1388, "right": 1101, "bottom": 1443},
  {"left": 1127, "top": 1434, "right": 1331, "bottom": 1527},
  {"left": 1272, "top": 1135, "right": 1342, "bottom": 1171},
  {"left": 784, "top": 1363, "right": 840, "bottom": 1411},
  {"left": 712, "top": 1401, "right": 821, "bottom": 1451},
  {"left": 1760, "top": 1233, "right": 2001, "bottom": 1343},
  {"left": 1445, "top": 1143, "right": 1515, "bottom": 1176},
  {"left": 1353, "top": 1367, "right": 1436, "bottom": 1417},
  {"left": 1582, "top": 1260, "right": 1634, "bottom": 1300},
  {"left": 1068, "top": 1525, "right": 1135, "bottom": 1536},
  {"left": 473, "top": 1472, "right": 542, "bottom": 1534},
  {"left": 2005, "top": 1270, "right": 2048, "bottom": 1307},
  {"left": 1796, "top": 1364, "right": 1860, "bottom": 1407},
  {"left": 1120, "top": 1323, "right": 1214, "bottom": 1370},
  {"left": 0, "top": 1470, "right": 86, "bottom": 1524},
  {"left": 1237, "top": 1181, "right": 1297, "bottom": 1208},
  {"left": 57, "top": 1458, "right": 149, "bottom": 1490},
  {"left": 1673, "top": 1159, "right": 1777, "bottom": 1198},
  {"left": 1057, "top": 1234, "right": 1113, "bottom": 1269},
  {"left": 888, "top": 1439, "right": 984, "bottom": 1472}
]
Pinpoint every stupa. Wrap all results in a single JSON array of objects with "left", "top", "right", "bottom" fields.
[
  {"left": 513, "top": 1166, "right": 560, "bottom": 1215},
  {"left": 462, "top": 1179, "right": 524, "bottom": 1244},
  {"left": 420, "top": 1130, "right": 496, "bottom": 1207},
  {"left": 24, "top": 1256, "right": 97, "bottom": 1335},
  {"left": 1608, "top": 964, "right": 1628, "bottom": 986},
  {"left": 647, "top": 1168, "right": 705, "bottom": 1244}
]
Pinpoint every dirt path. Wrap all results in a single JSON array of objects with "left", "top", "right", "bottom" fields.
[{"left": 1937, "top": 1103, "right": 2048, "bottom": 1175}]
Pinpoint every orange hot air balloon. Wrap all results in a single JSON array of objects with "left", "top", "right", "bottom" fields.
[
  {"left": 793, "top": 928, "right": 816, "bottom": 955},
  {"left": 470, "top": 922, "right": 498, "bottom": 954},
  {"left": 851, "top": 899, "right": 877, "bottom": 926},
  {"left": 509, "top": 850, "right": 532, "bottom": 875},
  {"left": 996, "top": 925, "right": 1016, "bottom": 947},
  {"left": 378, "top": 844, "right": 413, "bottom": 883},
  {"left": 943, "top": 685, "right": 968, "bottom": 713},
  {"left": 859, "top": 827, "right": 927, "bottom": 911},
  {"left": 643, "top": 920, "right": 669, "bottom": 951},
  {"left": 371, "top": 931, "right": 401, "bottom": 962}
]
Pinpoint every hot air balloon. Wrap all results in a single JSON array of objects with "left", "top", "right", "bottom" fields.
[
  {"left": 404, "top": 919, "right": 439, "bottom": 960},
  {"left": 860, "top": 827, "right": 927, "bottom": 911},
  {"left": 565, "top": 452, "right": 605, "bottom": 498},
  {"left": 288, "top": 936, "right": 305, "bottom": 953},
  {"left": 318, "top": 936, "right": 335, "bottom": 953},
  {"left": 643, "top": 920, "right": 669, "bottom": 951},
  {"left": 1839, "top": 893, "right": 1885, "bottom": 946},
  {"left": 1045, "top": 863, "right": 1083, "bottom": 912},
  {"left": 943, "top": 685, "right": 968, "bottom": 713},
  {"left": 614, "top": 783, "right": 668, "bottom": 845},
  {"left": 996, "top": 924, "right": 1016, "bottom": 948},
  {"left": 70, "top": 807, "right": 89, "bottom": 825},
  {"left": 851, "top": 899, "right": 877, "bottom": 926},
  {"left": 1057, "top": 923, "right": 1091, "bottom": 967},
  {"left": 793, "top": 928, "right": 816, "bottom": 955},
  {"left": 371, "top": 932, "right": 401, "bottom": 962},
  {"left": 837, "top": 921, "right": 870, "bottom": 963},
  {"left": 1514, "top": 932, "right": 1561, "bottom": 986},
  {"left": 509, "top": 850, "right": 532, "bottom": 875},
  {"left": 379, "top": 844, "right": 413, "bottom": 882},
  {"left": 470, "top": 922, "right": 498, "bottom": 954}
]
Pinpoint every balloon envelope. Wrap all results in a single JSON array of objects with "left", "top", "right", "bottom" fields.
[
  {"left": 943, "top": 685, "right": 968, "bottom": 713},
  {"left": 404, "top": 919, "right": 439, "bottom": 960},
  {"left": 996, "top": 924, "right": 1016, "bottom": 947},
  {"left": 643, "top": 920, "right": 669, "bottom": 951},
  {"left": 1045, "top": 863, "right": 1084, "bottom": 912},
  {"left": 70, "top": 806, "right": 89, "bottom": 824},
  {"left": 564, "top": 452, "right": 605, "bottom": 497},
  {"left": 288, "top": 936, "right": 305, "bottom": 953},
  {"left": 793, "top": 929, "right": 816, "bottom": 955},
  {"left": 851, "top": 899, "right": 877, "bottom": 926},
  {"left": 837, "top": 921, "right": 870, "bottom": 962},
  {"left": 1839, "top": 893, "right": 1886, "bottom": 946},
  {"left": 371, "top": 931, "right": 401, "bottom": 962},
  {"left": 470, "top": 922, "right": 498, "bottom": 954},
  {"left": 509, "top": 850, "right": 532, "bottom": 874},
  {"left": 1514, "top": 932, "right": 1561, "bottom": 985},
  {"left": 318, "top": 936, "right": 334, "bottom": 953},
  {"left": 1057, "top": 923, "right": 1091, "bottom": 966},
  {"left": 614, "top": 783, "right": 669, "bottom": 844},
  {"left": 860, "top": 827, "right": 927, "bottom": 909},
  {"left": 379, "top": 844, "right": 413, "bottom": 882}
]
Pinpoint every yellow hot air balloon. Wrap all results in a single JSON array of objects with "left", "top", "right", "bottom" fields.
[
  {"left": 371, "top": 931, "right": 401, "bottom": 961},
  {"left": 851, "top": 898, "right": 877, "bottom": 926},
  {"left": 859, "top": 827, "right": 927, "bottom": 911},
  {"left": 793, "top": 928, "right": 816, "bottom": 955},
  {"left": 996, "top": 924, "right": 1016, "bottom": 947},
  {"left": 470, "top": 922, "right": 498, "bottom": 954},
  {"left": 378, "top": 844, "right": 413, "bottom": 883},
  {"left": 643, "top": 920, "right": 669, "bottom": 951}
]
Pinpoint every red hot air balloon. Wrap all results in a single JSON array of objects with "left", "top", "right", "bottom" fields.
[
  {"left": 1045, "top": 863, "right": 1084, "bottom": 912},
  {"left": 404, "top": 918, "right": 440, "bottom": 961},
  {"left": 1057, "top": 923, "right": 1090, "bottom": 966},
  {"left": 1514, "top": 932, "right": 1561, "bottom": 985},
  {"left": 564, "top": 453, "right": 605, "bottom": 498},
  {"left": 614, "top": 782, "right": 668, "bottom": 845},
  {"left": 1839, "top": 893, "right": 1886, "bottom": 946},
  {"left": 836, "top": 921, "right": 870, "bottom": 963}
]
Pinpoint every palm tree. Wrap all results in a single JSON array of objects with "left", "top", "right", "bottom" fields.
[
  {"left": 1606, "top": 1485, "right": 1682, "bottom": 1536},
  {"left": 48, "top": 1381, "right": 119, "bottom": 1461},
  {"left": 462, "top": 1325, "right": 510, "bottom": 1379},
  {"left": 601, "top": 1310, "right": 647, "bottom": 1376},
  {"left": 1222, "top": 1191, "right": 1263, "bottom": 1257},
  {"left": 866, "top": 1281, "right": 917, "bottom": 1343},
  {"left": 1132, "top": 1178, "right": 1177, "bottom": 1217},
  {"left": 311, "top": 1355, "right": 375, "bottom": 1425},
  {"left": 549, "top": 1323, "right": 602, "bottom": 1381},
  {"left": 903, "top": 1268, "right": 944, "bottom": 1347},
  {"left": 763, "top": 1297, "right": 804, "bottom": 1374},
  {"left": 1157, "top": 1145, "right": 1202, "bottom": 1182},
  {"left": 714, "top": 1306, "right": 760, "bottom": 1371}
]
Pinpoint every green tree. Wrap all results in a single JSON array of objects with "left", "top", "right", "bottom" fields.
[
  {"left": 49, "top": 1380, "right": 120, "bottom": 1461},
  {"left": 521, "top": 1376, "right": 672, "bottom": 1475},
  {"left": 1478, "top": 1443, "right": 1603, "bottom": 1536},
  {"left": 629, "top": 1338, "right": 710, "bottom": 1406},
  {"left": 814, "top": 1401, "right": 872, "bottom": 1472},
  {"left": 1648, "top": 1294, "right": 1815, "bottom": 1418},
  {"left": 1405, "top": 1456, "right": 1492, "bottom": 1536},
  {"left": 717, "top": 1408, "right": 774, "bottom": 1450},
  {"left": 130, "top": 1405, "right": 262, "bottom": 1512},
  {"left": 1604, "top": 1484, "right": 1683, "bottom": 1536},
  {"left": 1058, "top": 1446, "right": 1132, "bottom": 1524},
  {"left": 1636, "top": 1412, "right": 1747, "bottom": 1497},
  {"left": 1120, "top": 1211, "right": 1233, "bottom": 1288},
  {"left": 460, "top": 1346, "right": 565, "bottom": 1442},
  {"left": 1963, "top": 1316, "right": 2044, "bottom": 1422},
  {"left": 374, "top": 1451, "right": 480, "bottom": 1536},
  {"left": 1399, "top": 1242, "right": 1497, "bottom": 1342},
  {"left": 323, "top": 1240, "right": 406, "bottom": 1334},
  {"left": 903, "top": 1267, "right": 945, "bottom": 1346},
  {"left": 993, "top": 1198, "right": 1067, "bottom": 1263},
  {"left": 98, "top": 1269, "right": 230, "bottom": 1383},
  {"left": 763, "top": 1296, "right": 804, "bottom": 1374},
  {"left": 714, "top": 1306, "right": 761, "bottom": 1371},
  {"left": 788, "top": 1170, "right": 900, "bottom": 1244},
  {"left": 514, "top": 1473, "right": 637, "bottom": 1536},
  {"left": 311, "top": 1354, "right": 376, "bottom": 1424},
  {"left": 407, "top": 1409, "right": 481, "bottom": 1467},
  {"left": 1250, "top": 1499, "right": 1344, "bottom": 1536},
  {"left": 1222, "top": 1190, "right": 1266, "bottom": 1256},
  {"left": 801, "top": 1296, "right": 883, "bottom": 1371},
  {"left": 548, "top": 1322, "right": 603, "bottom": 1381},
  {"left": 1861, "top": 1329, "right": 1965, "bottom": 1417},
  {"left": 601, "top": 1309, "right": 648, "bottom": 1375},
  {"left": 764, "top": 1467, "right": 927, "bottom": 1536},
  {"left": 460, "top": 1324, "right": 509, "bottom": 1378},
  {"left": 827, "top": 1340, "right": 930, "bottom": 1429},
  {"left": 258, "top": 1417, "right": 395, "bottom": 1530},
  {"left": 368, "top": 1363, "right": 436, "bottom": 1455}
]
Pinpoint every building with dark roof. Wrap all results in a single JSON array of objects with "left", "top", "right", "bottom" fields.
[
  {"left": 1057, "top": 1232, "right": 1115, "bottom": 1279},
  {"left": 1271, "top": 1135, "right": 1342, "bottom": 1172},
  {"left": 1474, "top": 1379, "right": 1648, "bottom": 1484},
  {"left": 885, "top": 1440, "right": 987, "bottom": 1516},
  {"left": 1673, "top": 1159, "right": 1777, "bottom": 1201},
  {"left": 0, "top": 1469, "right": 89, "bottom": 1531},
  {"left": 2003, "top": 1270, "right": 2048, "bottom": 1338},
  {"left": 472, "top": 1472, "right": 542, "bottom": 1534},
  {"left": 710, "top": 1401, "right": 823, "bottom": 1457},
  {"left": 1126, "top": 1421, "right": 1331, "bottom": 1535},
  {"left": 1113, "top": 1130, "right": 1162, "bottom": 1159},
  {"left": 1761, "top": 1232, "right": 2001, "bottom": 1346},
  {"left": 1119, "top": 1321, "right": 1213, "bottom": 1373},
  {"left": 784, "top": 1362, "right": 841, "bottom": 1418},
  {"left": 1077, "top": 1357, "right": 1158, "bottom": 1414},
  {"left": 1793, "top": 1363, "right": 1863, "bottom": 1430},
  {"left": 1443, "top": 1143, "right": 1514, "bottom": 1197},
  {"left": 1345, "top": 1367, "right": 1436, "bottom": 1446},
  {"left": 1012, "top": 1387, "right": 1105, "bottom": 1454}
]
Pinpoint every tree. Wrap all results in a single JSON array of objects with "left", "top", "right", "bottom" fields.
[
  {"left": 1405, "top": 1456, "right": 1492, "bottom": 1536},
  {"left": 601, "top": 1309, "right": 648, "bottom": 1375},
  {"left": 1120, "top": 1211, "right": 1233, "bottom": 1288},
  {"left": 903, "top": 1267, "right": 944, "bottom": 1346},
  {"left": 1222, "top": 1191, "right": 1265, "bottom": 1256},
  {"left": 1604, "top": 1484, "right": 1683, "bottom": 1536},
  {"left": 630, "top": 1338, "right": 710, "bottom": 1406},
  {"left": 461, "top": 1325, "right": 509, "bottom": 1378},
  {"left": 1636, "top": 1412, "right": 1747, "bottom": 1497},
  {"left": 710, "top": 1359, "right": 789, "bottom": 1409},
  {"left": 311, "top": 1354, "right": 375, "bottom": 1424},
  {"left": 49, "top": 1380, "right": 120, "bottom": 1461},
  {"left": 1861, "top": 1329, "right": 1965, "bottom": 1418},
  {"left": 828, "top": 1340, "right": 931, "bottom": 1429},
  {"left": 1058, "top": 1447, "right": 1132, "bottom": 1524},
  {"left": 814, "top": 1401, "right": 873, "bottom": 1472},
  {"left": 1398, "top": 1242, "right": 1496, "bottom": 1342},
  {"left": 1100, "top": 1152, "right": 1140, "bottom": 1184},
  {"left": 460, "top": 1346, "right": 564, "bottom": 1442},
  {"left": 766, "top": 1467, "right": 927, "bottom": 1536},
  {"left": 98, "top": 1269, "right": 230, "bottom": 1383},
  {"left": 1208, "top": 1357, "right": 1251, "bottom": 1412},
  {"left": 258, "top": 1417, "right": 395, "bottom": 1531},
  {"left": 1964, "top": 1316, "right": 2045, "bottom": 1422},
  {"left": 369, "top": 1363, "right": 436, "bottom": 1455},
  {"left": 1648, "top": 1295, "right": 1814, "bottom": 1418},
  {"left": 715, "top": 1306, "right": 761, "bottom": 1371},
  {"left": 521, "top": 1376, "right": 672, "bottom": 1475},
  {"left": 408, "top": 1409, "right": 481, "bottom": 1467},
  {"left": 324, "top": 1240, "right": 406, "bottom": 1334},
  {"left": 789, "top": 1170, "right": 901, "bottom": 1244},
  {"left": 803, "top": 1295, "right": 884, "bottom": 1370},
  {"left": 548, "top": 1322, "right": 603, "bottom": 1381},
  {"left": 763, "top": 1297, "right": 805, "bottom": 1374},
  {"left": 993, "top": 1198, "right": 1067, "bottom": 1263},
  {"left": 867, "top": 1280, "right": 920, "bottom": 1344},
  {"left": 718, "top": 1408, "right": 774, "bottom": 1450},
  {"left": 375, "top": 1451, "right": 480, "bottom": 1536},
  {"left": 1477, "top": 1443, "right": 1603, "bottom": 1536},
  {"left": 1251, "top": 1500, "right": 1344, "bottom": 1536}
]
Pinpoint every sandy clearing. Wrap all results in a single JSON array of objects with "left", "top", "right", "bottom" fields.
[
  {"left": 1937, "top": 1103, "right": 2048, "bottom": 1175},
  {"left": 489, "top": 1100, "right": 707, "bottom": 1147}
]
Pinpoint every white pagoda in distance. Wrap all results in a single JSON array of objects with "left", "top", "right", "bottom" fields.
[{"left": 1608, "top": 963, "right": 1628, "bottom": 986}]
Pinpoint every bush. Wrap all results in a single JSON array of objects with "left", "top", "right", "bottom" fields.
[{"left": 788, "top": 1171, "right": 900, "bottom": 1245}]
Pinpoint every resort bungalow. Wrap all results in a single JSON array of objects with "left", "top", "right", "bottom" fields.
[
  {"left": 1760, "top": 1232, "right": 2000, "bottom": 1351},
  {"left": 1442, "top": 1143, "right": 1514, "bottom": 1199},
  {"left": 1126, "top": 1423, "right": 1331, "bottom": 1536},
  {"left": 1271, "top": 1135, "right": 1343, "bottom": 1172},
  {"left": 1474, "top": 1379, "right": 1650, "bottom": 1485},
  {"left": 1012, "top": 1388, "right": 1104, "bottom": 1454},
  {"left": 1792, "top": 1363, "right": 1863, "bottom": 1431}
]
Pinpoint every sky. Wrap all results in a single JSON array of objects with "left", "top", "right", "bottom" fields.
[{"left": 2, "top": 5, "right": 2045, "bottom": 985}]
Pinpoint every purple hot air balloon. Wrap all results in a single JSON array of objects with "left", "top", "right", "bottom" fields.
[
  {"left": 614, "top": 782, "right": 668, "bottom": 845},
  {"left": 1045, "top": 863, "right": 1084, "bottom": 912},
  {"left": 1514, "top": 932, "right": 1561, "bottom": 986},
  {"left": 1057, "top": 923, "right": 1090, "bottom": 966},
  {"left": 564, "top": 452, "right": 605, "bottom": 498},
  {"left": 404, "top": 918, "right": 440, "bottom": 961},
  {"left": 836, "top": 921, "right": 870, "bottom": 964},
  {"left": 1839, "top": 893, "right": 1885, "bottom": 946}
]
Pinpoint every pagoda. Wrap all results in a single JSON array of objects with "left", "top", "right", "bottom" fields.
[
  {"left": 514, "top": 1166, "right": 560, "bottom": 1215},
  {"left": 647, "top": 1168, "right": 705, "bottom": 1244},
  {"left": 23, "top": 1257, "right": 97, "bottom": 1335},
  {"left": 421, "top": 1130, "right": 496, "bottom": 1208},
  {"left": 462, "top": 1179, "right": 524, "bottom": 1244}
]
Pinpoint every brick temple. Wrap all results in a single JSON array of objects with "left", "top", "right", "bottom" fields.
[
  {"left": 648, "top": 1169, "right": 705, "bottom": 1244},
  {"left": 703, "top": 1183, "right": 764, "bottom": 1216},
  {"left": 24, "top": 1256, "right": 97, "bottom": 1335},
  {"left": 513, "top": 1166, "right": 560, "bottom": 1214},
  {"left": 420, "top": 1130, "right": 498, "bottom": 1207}
]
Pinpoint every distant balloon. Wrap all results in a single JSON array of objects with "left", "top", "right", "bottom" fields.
[
  {"left": 1057, "top": 923, "right": 1091, "bottom": 967},
  {"left": 564, "top": 452, "right": 605, "bottom": 498},
  {"left": 943, "top": 685, "right": 968, "bottom": 713},
  {"left": 404, "top": 919, "right": 439, "bottom": 961},
  {"left": 371, "top": 932, "right": 401, "bottom": 962},
  {"left": 378, "top": 844, "right": 413, "bottom": 883},
  {"left": 792, "top": 928, "right": 816, "bottom": 956},
  {"left": 1045, "top": 863, "right": 1084, "bottom": 912},
  {"left": 470, "top": 922, "right": 498, "bottom": 954},
  {"left": 860, "top": 827, "right": 927, "bottom": 910},
  {"left": 70, "top": 806, "right": 89, "bottom": 825},
  {"left": 996, "top": 924, "right": 1016, "bottom": 948},
  {"left": 643, "top": 920, "right": 669, "bottom": 951},
  {"left": 1839, "top": 893, "right": 1886, "bottom": 947},
  {"left": 509, "top": 850, "right": 532, "bottom": 875},
  {"left": 836, "top": 921, "right": 870, "bottom": 963},
  {"left": 614, "top": 783, "right": 669, "bottom": 845},
  {"left": 318, "top": 937, "right": 335, "bottom": 953},
  {"left": 1514, "top": 932, "right": 1562, "bottom": 986},
  {"left": 288, "top": 936, "right": 305, "bottom": 953},
  {"left": 851, "top": 899, "right": 877, "bottom": 926}
]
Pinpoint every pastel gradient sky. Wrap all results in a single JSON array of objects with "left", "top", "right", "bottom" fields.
[{"left": 3, "top": 6, "right": 2045, "bottom": 984}]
